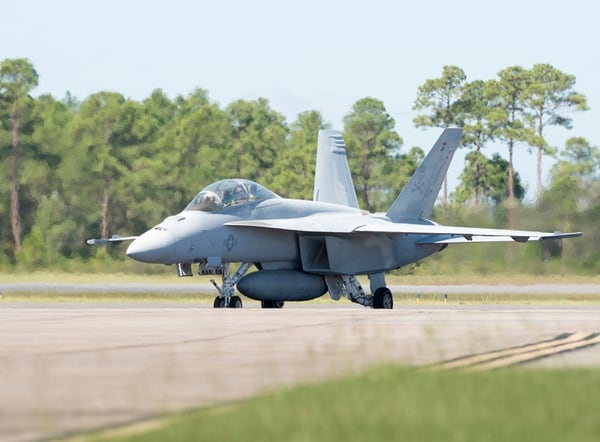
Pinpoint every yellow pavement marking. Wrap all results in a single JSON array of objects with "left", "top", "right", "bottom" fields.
[
  {"left": 437, "top": 332, "right": 599, "bottom": 370},
  {"left": 472, "top": 334, "right": 600, "bottom": 370}
]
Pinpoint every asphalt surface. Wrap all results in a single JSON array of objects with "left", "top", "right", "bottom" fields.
[{"left": 1, "top": 302, "right": 599, "bottom": 441}]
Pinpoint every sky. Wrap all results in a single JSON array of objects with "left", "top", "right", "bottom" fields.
[{"left": 2, "top": 0, "right": 598, "bottom": 201}]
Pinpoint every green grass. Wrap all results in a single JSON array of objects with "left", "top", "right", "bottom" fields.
[
  {"left": 3, "top": 271, "right": 599, "bottom": 304},
  {"left": 4, "top": 291, "right": 600, "bottom": 304},
  {"left": 4, "top": 292, "right": 600, "bottom": 304},
  {"left": 0, "top": 291, "right": 214, "bottom": 303},
  {"left": 393, "top": 292, "right": 600, "bottom": 304},
  {"left": 4, "top": 290, "right": 600, "bottom": 304},
  {"left": 2, "top": 271, "right": 599, "bottom": 285},
  {"left": 89, "top": 366, "right": 600, "bottom": 442}
]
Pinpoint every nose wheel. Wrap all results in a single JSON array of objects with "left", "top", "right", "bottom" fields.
[
  {"left": 210, "top": 262, "right": 251, "bottom": 308},
  {"left": 214, "top": 295, "right": 243, "bottom": 308}
]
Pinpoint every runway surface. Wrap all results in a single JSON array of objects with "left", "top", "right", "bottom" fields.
[{"left": 1, "top": 303, "right": 599, "bottom": 441}]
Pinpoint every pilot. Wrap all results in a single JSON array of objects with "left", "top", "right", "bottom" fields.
[
  {"left": 232, "top": 184, "right": 248, "bottom": 203},
  {"left": 247, "top": 183, "right": 257, "bottom": 200},
  {"left": 200, "top": 192, "right": 222, "bottom": 211}
]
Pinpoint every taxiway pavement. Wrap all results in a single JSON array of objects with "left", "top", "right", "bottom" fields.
[{"left": 1, "top": 303, "right": 599, "bottom": 441}]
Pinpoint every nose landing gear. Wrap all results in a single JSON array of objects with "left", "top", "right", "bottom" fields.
[{"left": 210, "top": 262, "right": 251, "bottom": 308}]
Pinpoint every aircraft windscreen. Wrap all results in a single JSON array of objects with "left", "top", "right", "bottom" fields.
[{"left": 184, "top": 179, "right": 280, "bottom": 212}]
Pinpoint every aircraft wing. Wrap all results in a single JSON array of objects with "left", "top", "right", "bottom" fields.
[
  {"left": 227, "top": 215, "right": 361, "bottom": 234},
  {"left": 226, "top": 217, "right": 581, "bottom": 243},
  {"left": 353, "top": 222, "right": 582, "bottom": 242}
]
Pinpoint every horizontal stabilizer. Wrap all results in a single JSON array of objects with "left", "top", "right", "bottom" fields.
[
  {"left": 416, "top": 231, "right": 582, "bottom": 244},
  {"left": 540, "top": 232, "right": 583, "bottom": 241}
]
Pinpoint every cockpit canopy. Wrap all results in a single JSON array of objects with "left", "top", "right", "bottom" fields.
[{"left": 184, "top": 179, "right": 280, "bottom": 212}]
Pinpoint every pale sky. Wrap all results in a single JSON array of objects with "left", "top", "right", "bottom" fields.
[{"left": 2, "top": 0, "right": 598, "bottom": 201}]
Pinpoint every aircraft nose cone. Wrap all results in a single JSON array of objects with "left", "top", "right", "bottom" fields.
[{"left": 126, "top": 229, "right": 174, "bottom": 263}]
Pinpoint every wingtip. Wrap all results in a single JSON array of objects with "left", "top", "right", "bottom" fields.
[{"left": 540, "top": 232, "right": 583, "bottom": 241}]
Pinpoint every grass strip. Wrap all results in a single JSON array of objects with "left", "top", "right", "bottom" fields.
[
  {"left": 0, "top": 291, "right": 212, "bottom": 303},
  {"left": 393, "top": 292, "right": 600, "bottom": 304},
  {"left": 89, "top": 366, "right": 600, "bottom": 442},
  {"left": 3, "top": 292, "right": 600, "bottom": 304},
  {"left": 2, "top": 272, "right": 599, "bottom": 285}
]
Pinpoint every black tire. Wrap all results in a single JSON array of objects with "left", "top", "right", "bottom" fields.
[
  {"left": 261, "top": 300, "right": 285, "bottom": 309},
  {"left": 228, "top": 295, "right": 243, "bottom": 308},
  {"left": 373, "top": 287, "right": 393, "bottom": 309},
  {"left": 213, "top": 297, "right": 225, "bottom": 308}
]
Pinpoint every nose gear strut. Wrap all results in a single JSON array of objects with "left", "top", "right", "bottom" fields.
[{"left": 210, "top": 262, "right": 252, "bottom": 308}]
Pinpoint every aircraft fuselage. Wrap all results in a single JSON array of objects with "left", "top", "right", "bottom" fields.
[{"left": 126, "top": 197, "right": 443, "bottom": 274}]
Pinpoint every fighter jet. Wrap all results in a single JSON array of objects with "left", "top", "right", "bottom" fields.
[{"left": 88, "top": 128, "right": 581, "bottom": 309}]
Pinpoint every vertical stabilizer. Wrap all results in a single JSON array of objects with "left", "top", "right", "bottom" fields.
[
  {"left": 386, "top": 128, "right": 462, "bottom": 221},
  {"left": 313, "top": 130, "right": 359, "bottom": 208}
]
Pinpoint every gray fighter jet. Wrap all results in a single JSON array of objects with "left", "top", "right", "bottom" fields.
[{"left": 88, "top": 128, "right": 581, "bottom": 309}]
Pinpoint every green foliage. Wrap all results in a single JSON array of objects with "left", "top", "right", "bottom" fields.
[
  {"left": 343, "top": 97, "right": 403, "bottom": 212},
  {"left": 522, "top": 64, "right": 589, "bottom": 195},
  {"left": 269, "top": 110, "right": 328, "bottom": 199},
  {"left": 413, "top": 65, "right": 466, "bottom": 128},
  {"left": 0, "top": 58, "right": 596, "bottom": 274},
  {"left": 0, "top": 58, "right": 41, "bottom": 254},
  {"left": 226, "top": 98, "right": 288, "bottom": 181},
  {"left": 553, "top": 137, "right": 600, "bottom": 180},
  {"left": 412, "top": 65, "right": 467, "bottom": 205},
  {"left": 535, "top": 137, "right": 600, "bottom": 272},
  {"left": 457, "top": 80, "right": 496, "bottom": 150},
  {"left": 453, "top": 151, "right": 525, "bottom": 206},
  {"left": 20, "top": 191, "right": 78, "bottom": 266},
  {"left": 0, "top": 58, "right": 39, "bottom": 101}
]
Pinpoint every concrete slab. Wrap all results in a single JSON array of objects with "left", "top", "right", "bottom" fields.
[{"left": 1, "top": 304, "right": 599, "bottom": 441}]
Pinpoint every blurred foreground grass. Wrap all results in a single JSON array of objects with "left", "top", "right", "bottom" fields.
[{"left": 89, "top": 366, "right": 600, "bottom": 442}]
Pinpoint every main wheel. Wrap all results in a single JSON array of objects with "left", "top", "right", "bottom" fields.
[
  {"left": 373, "top": 287, "right": 393, "bottom": 309},
  {"left": 261, "top": 300, "right": 285, "bottom": 309},
  {"left": 228, "top": 295, "right": 243, "bottom": 308},
  {"left": 213, "top": 296, "right": 225, "bottom": 308}
]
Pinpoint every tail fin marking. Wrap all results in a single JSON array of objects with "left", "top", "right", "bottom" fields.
[
  {"left": 386, "top": 128, "right": 462, "bottom": 221},
  {"left": 313, "top": 130, "right": 359, "bottom": 208}
]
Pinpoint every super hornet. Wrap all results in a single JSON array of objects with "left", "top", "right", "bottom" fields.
[{"left": 88, "top": 128, "right": 581, "bottom": 309}]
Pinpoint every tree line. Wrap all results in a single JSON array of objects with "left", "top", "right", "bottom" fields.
[{"left": 1, "top": 58, "right": 598, "bottom": 274}]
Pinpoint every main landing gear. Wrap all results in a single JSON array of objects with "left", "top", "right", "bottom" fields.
[
  {"left": 185, "top": 261, "right": 393, "bottom": 309},
  {"left": 260, "top": 300, "right": 285, "bottom": 308},
  {"left": 324, "top": 274, "right": 394, "bottom": 309},
  {"left": 372, "top": 287, "right": 393, "bottom": 309},
  {"left": 210, "top": 262, "right": 251, "bottom": 308}
]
